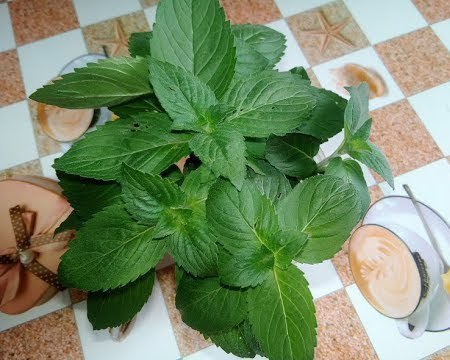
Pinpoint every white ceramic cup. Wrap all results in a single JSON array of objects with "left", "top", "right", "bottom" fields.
[{"left": 350, "top": 223, "right": 444, "bottom": 339}]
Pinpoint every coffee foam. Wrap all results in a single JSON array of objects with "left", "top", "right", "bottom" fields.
[{"left": 349, "top": 225, "right": 422, "bottom": 318}]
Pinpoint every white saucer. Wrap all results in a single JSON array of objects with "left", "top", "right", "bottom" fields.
[{"left": 362, "top": 195, "right": 450, "bottom": 332}]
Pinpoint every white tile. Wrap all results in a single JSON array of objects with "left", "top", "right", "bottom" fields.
[
  {"left": 432, "top": 19, "right": 450, "bottom": 51},
  {"left": 0, "top": 3, "right": 15, "bottom": 52},
  {"left": 74, "top": 280, "right": 180, "bottom": 360},
  {"left": 274, "top": 0, "right": 332, "bottom": 18},
  {"left": 144, "top": 6, "right": 157, "bottom": 28},
  {"left": 266, "top": 19, "right": 309, "bottom": 71},
  {"left": 185, "top": 345, "right": 266, "bottom": 360},
  {"left": 0, "top": 101, "right": 38, "bottom": 170},
  {"left": 379, "top": 159, "right": 450, "bottom": 221},
  {"left": 344, "top": 0, "right": 427, "bottom": 44},
  {"left": 40, "top": 152, "right": 63, "bottom": 180},
  {"left": 0, "top": 290, "right": 71, "bottom": 332},
  {"left": 312, "top": 47, "right": 404, "bottom": 110},
  {"left": 409, "top": 82, "right": 450, "bottom": 156},
  {"left": 295, "top": 260, "right": 343, "bottom": 299},
  {"left": 18, "top": 29, "right": 87, "bottom": 96},
  {"left": 73, "top": 0, "right": 141, "bottom": 27},
  {"left": 346, "top": 284, "right": 450, "bottom": 360}
]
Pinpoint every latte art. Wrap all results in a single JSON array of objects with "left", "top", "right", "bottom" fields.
[{"left": 350, "top": 225, "right": 422, "bottom": 318}]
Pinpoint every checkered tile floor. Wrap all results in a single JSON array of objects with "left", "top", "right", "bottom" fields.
[{"left": 0, "top": 0, "right": 449, "bottom": 359}]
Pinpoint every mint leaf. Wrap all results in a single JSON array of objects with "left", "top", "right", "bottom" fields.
[
  {"left": 248, "top": 161, "right": 292, "bottom": 204},
  {"left": 233, "top": 38, "right": 270, "bottom": 77},
  {"left": 278, "top": 175, "right": 361, "bottom": 264},
  {"left": 30, "top": 57, "right": 152, "bottom": 109},
  {"left": 353, "top": 119, "right": 372, "bottom": 141},
  {"left": 59, "top": 205, "right": 167, "bottom": 291},
  {"left": 175, "top": 274, "right": 247, "bottom": 333},
  {"left": 57, "top": 172, "right": 121, "bottom": 221},
  {"left": 232, "top": 24, "right": 286, "bottom": 69},
  {"left": 208, "top": 321, "right": 258, "bottom": 358},
  {"left": 168, "top": 213, "right": 218, "bottom": 277},
  {"left": 273, "top": 230, "right": 308, "bottom": 269},
  {"left": 55, "top": 211, "right": 83, "bottom": 233},
  {"left": 344, "top": 83, "right": 370, "bottom": 136},
  {"left": 248, "top": 265, "right": 317, "bottom": 360},
  {"left": 181, "top": 165, "right": 217, "bottom": 206},
  {"left": 325, "top": 157, "right": 370, "bottom": 218},
  {"left": 121, "top": 164, "right": 186, "bottom": 226},
  {"left": 128, "top": 32, "right": 152, "bottom": 58},
  {"left": 87, "top": 270, "right": 155, "bottom": 330},
  {"left": 149, "top": 59, "right": 218, "bottom": 131},
  {"left": 246, "top": 138, "right": 266, "bottom": 159},
  {"left": 218, "top": 245, "right": 274, "bottom": 287},
  {"left": 265, "top": 133, "right": 320, "bottom": 178},
  {"left": 348, "top": 140, "right": 394, "bottom": 188},
  {"left": 290, "top": 66, "right": 310, "bottom": 82},
  {"left": 221, "top": 71, "right": 315, "bottom": 137},
  {"left": 109, "top": 95, "right": 162, "bottom": 117},
  {"left": 54, "top": 113, "right": 190, "bottom": 180},
  {"left": 151, "top": 0, "right": 236, "bottom": 97},
  {"left": 189, "top": 126, "right": 246, "bottom": 189},
  {"left": 296, "top": 87, "right": 346, "bottom": 140}
]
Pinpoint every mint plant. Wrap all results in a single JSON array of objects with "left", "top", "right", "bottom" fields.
[{"left": 30, "top": 0, "right": 393, "bottom": 358}]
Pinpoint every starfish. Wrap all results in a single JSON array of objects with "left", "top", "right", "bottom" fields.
[
  {"left": 301, "top": 12, "right": 353, "bottom": 53},
  {"left": 93, "top": 20, "right": 129, "bottom": 57}
]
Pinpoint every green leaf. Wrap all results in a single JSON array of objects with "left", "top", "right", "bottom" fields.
[
  {"left": 296, "top": 87, "right": 347, "bottom": 140},
  {"left": 348, "top": 140, "right": 394, "bottom": 188},
  {"left": 54, "top": 113, "right": 190, "bottom": 180},
  {"left": 353, "top": 119, "right": 372, "bottom": 141},
  {"left": 221, "top": 71, "right": 315, "bottom": 137},
  {"left": 232, "top": 24, "right": 286, "bottom": 68},
  {"left": 87, "top": 270, "right": 155, "bottom": 330},
  {"left": 290, "top": 66, "right": 310, "bottom": 82},
  {"left": 55, "top": 211, "right": 83, "bottom": 233},
  {"left": 128, "top": 31, "right": 152, "bottom": 58},
  {"left": 248, "top": 161, "right": 292, "bottom": 204},
  {"left": 325, "top": 157, "right": 370, "bottom": 218},
  {"left": 168, "top": 213, "right": 218, "bottom": 277},
  {"left": 30, "top": 57, "right": 152, "bottom": 109},
  {"left": 175, "top": 275, "right": 247, "bottom": 334},
  {"left": 189, "top": 126, "right": 246, "bottom": 189},
  {"left": 181, "top": 165, "right": 217, "bottom": 206},
  {"left": 278, "top": 175, "right": 361, "bottom": 264},
  {"left": 218, "top": 245, "right": 274, "bottom": 287},
  {"left": 245, "top": 138, "right": 266, "bottom": 159},
  {"left": 149, "top": 59, "right": 217, "bottom": 131},
  {"left": 109, "top": 95, "right": 162, "bottom": 117},
  {"left": 121, "top": 164, "right": 186, "bottom": 226},
  {"left": 151, "top": 0, "right": 236, "bottom": 97},
  {"left": 273, "top": 230, "right": 308, "bottom": 269},
  {"left": 208, "top": 321, "right": 258, "bottom": 358},
  {"left": 57, "top": 172, "right": 121, "bottom": 221},
  {"left": 248, "top": 265, "right": 317, "bottom": 360},
  {"left": 265, "top": 133, "right": 320, "bottom": 178},
  {"left": 344, "top": 83, "right": 370, "bottom": 136},
  {"left": 59, "top": 205, "right": 167, "bottom": 291},
  {"left": 233, "top": 38, "right": 270, "bottom": 77}
]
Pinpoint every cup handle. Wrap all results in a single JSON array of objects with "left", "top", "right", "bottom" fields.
[{"left": 396, "top": 303, "right": 430, "bottom": 339}]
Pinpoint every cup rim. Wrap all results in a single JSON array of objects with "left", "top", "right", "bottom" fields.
[{"left": 349, "top": 223, "right": 427, "bottom": 320}]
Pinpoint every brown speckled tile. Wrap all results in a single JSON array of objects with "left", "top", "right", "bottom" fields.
[
  {"left": 69, "top": 288, "right": 88, "bottom": 304},
  {"left": 413, "top": 0, "right": 450, "bottom": 24},
  {"left": 375, "top": 28, "right": 450, "bottom": 96},
  {"left": 426, "top": 346, "right": 450, "bottom": 360},
  {"left": 332, "top": 185, "right": 384, "bottom": 287},
  {"left": 157, "top": 266, "right": 211, "bottom": 357},
  {"left": 288, "top": 1, "right": 369, "bottom": 66},
  {"left": 0, "top": 50, "right": 25, "bottom": 107},
  {"left": 0, "top": 307, "right": 83, "bottom": 360},
  {"left": 28, "top": 99, "right": 62, "bottom": 157},
  {"left": 306, "top": 68, "right": 321, "bottom": 88},
  {"left": 220, "top": 0, "right": 281, "bottom": 24},
  {"left": 82, "top": 11, "right": 150, "bottom": 57},
  {"left": 140, "top": 0, "right": 159, "bottom": 8},
  {"left": 0, "top": 159, "right": 43, "bottom": 180},
  {"left": 369, "top": 100, "right": 443, "bottom": 180},
  {"left": 314, "top": 290, "right": 377, "bottom": 360},
  {"left": 9, "top": 0, "right": 79, "bottom": 46}
]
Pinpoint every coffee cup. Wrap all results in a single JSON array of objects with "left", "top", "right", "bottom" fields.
[{"left": 349, "top": 223, "right": 444, "bottom": 338}]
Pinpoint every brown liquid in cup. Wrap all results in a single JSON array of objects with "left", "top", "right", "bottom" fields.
[{"left": 349, "top": 225, "right": 422, "bottom": 318}]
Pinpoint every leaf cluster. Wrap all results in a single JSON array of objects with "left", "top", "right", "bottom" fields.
[{"left": 30, "top": 0, "right": 393, "bottom": 359}]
